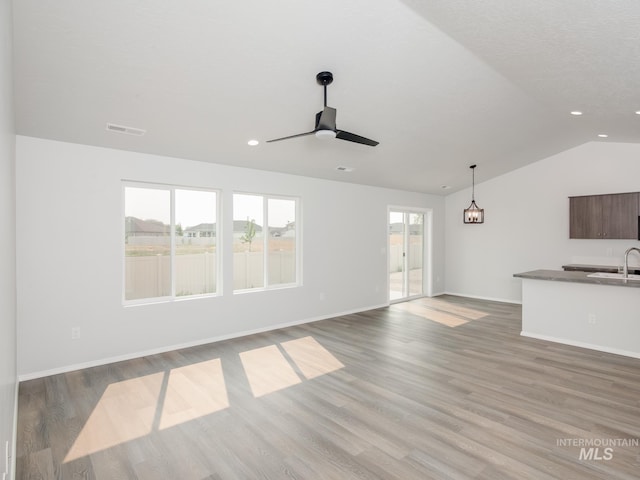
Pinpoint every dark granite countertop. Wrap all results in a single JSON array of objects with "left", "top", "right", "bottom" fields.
[
  {"left": 514, "top": 269, "right": 640, "bottom": 288},
  {"left": 562, "top": 263, "right": 640, "bottom": 274}
]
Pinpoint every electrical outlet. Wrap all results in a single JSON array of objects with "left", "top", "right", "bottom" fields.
[
  {"left": 588, "top": 313, "right": 596, "bottom": 325},
  {"left": 71, "top": 327, "right": 81, "bottom": 340}
]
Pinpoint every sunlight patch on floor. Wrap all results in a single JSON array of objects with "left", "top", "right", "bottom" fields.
[
  {"left": 65, "top": 337, "right": 343, "bottom": 461},
  {"left": 159, "top": 358, "right": 228, "bottom": 430},
  {"left": 421, "top": 298, "right": 489, "bottom": 320},
  {"left": 392, "top": 298, "right": 488, "bottom": 327},
  {"left": 281, "top": 336, "right": 345, "bottom": 380},
  {"left": 240, "top": 336, "right": 345, "bottom": 397},
  {"left": 64, "top": 372, "right": 164, "bottom": 462},
  {"left": 240, "top": 344, "right": 302, "bottom": 397},
  {"left": 65, "top": 359, "right": 229, "bottom": 461}
]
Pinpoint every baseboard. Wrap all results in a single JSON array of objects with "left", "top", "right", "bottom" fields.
[
  {"left": 520, "top": 331, "right": 640, "bottom": 359},
  {"left": 444, "top": 290, "right": 522, "bottom": 305},
  {"left": 17, "top": 302, "right": 389, "bottom": 381}
]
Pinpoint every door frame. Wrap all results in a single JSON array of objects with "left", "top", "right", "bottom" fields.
[{"left": 387, "top": 206, "right": 433, "bottom": 304}]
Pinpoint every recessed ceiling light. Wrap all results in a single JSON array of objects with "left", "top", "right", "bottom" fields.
[
  {"left": 570, "top": 111, "right": 583, "bottom": 116},
  {"left": 635, "top": 111, "right": 640, "bottom": 115},
  {"left": 335, "top": 166, "right": 354, "bottom": 172},
  {"left": 247, "top": 139, "right": 259, "bottom": 146},
  {"left": 598, "top": 134, "right": 608, "bottom": 138},
  {"left": 440, "top": 185, "right": 451, "bottom": 190}
]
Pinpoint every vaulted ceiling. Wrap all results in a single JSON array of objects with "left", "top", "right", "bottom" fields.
[{"left": 11, "top": 0, "right": 640, "bottom": 193}]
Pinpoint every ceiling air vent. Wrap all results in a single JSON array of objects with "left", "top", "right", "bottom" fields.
[{"left": 106, "top": 123, "right": 146, "bottom": 136}]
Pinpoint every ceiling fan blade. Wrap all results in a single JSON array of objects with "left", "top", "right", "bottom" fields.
[
  {"left": 336, "top": 130, "right": 379, "bottom": 147},
  {"left": 266, "top": 130, "right": 315, "bottom": 143},
  {"left": 317, "top": 107, "right": 337, "bottom": 131}
]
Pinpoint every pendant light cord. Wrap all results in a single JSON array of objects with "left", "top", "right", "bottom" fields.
[{"left": 470, "top": 164, "right": 477, "bottom": 201}]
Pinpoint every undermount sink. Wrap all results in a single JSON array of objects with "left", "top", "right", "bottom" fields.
[{"left": 587, "top": 272, "right": 640, "bottom": 281}]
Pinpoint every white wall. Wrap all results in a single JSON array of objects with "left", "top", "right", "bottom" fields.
[
  {"left": 16, "top": 136, "right": 445, "bottom": 377},
  {"left": 0, "top": 0, "right": 16, "bottom": 474},
  {"left": 445, "top": 142, "right": 640, "bottom": 303}
]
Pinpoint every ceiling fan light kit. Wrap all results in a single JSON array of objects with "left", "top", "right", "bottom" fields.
[
  {"left": 315, "top": 129, "right": 337, "bottom": 140},
  {"left": 267, "top": 71, "right": 379, "bottom": 147}
]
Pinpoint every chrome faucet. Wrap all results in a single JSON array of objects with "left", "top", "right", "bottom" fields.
[{"left": 623, "top": 247, "right": 640, "bottom": 278}]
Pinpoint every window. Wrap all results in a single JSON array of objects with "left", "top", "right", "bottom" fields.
[
  {"left": 124, "top": 183, "right": 219, "bottom": 302},
  {"left": 388, "top": 210, "right": 424, "bottom": 301},
  {"left": 233, "top": 193, "right": 299, "bottom": 291}
]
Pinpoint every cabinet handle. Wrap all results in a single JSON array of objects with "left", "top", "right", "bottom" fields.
[{"left": 604, "top": 232, "right": 608, "bottom": 237}]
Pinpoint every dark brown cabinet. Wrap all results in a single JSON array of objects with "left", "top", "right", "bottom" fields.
[{"left": 569, "top": 192, "right": 640, "bottom": 239}]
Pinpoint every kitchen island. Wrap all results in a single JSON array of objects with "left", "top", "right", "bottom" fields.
[{"left": 514, "top": 269, "right": 640, "bottom": 358}]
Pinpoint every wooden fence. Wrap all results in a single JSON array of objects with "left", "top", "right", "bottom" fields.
[{"left": 125, "top": 251, "right": 295, "bottom": 300}]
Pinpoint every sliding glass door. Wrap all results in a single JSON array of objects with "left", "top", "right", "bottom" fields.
[{"left": 389, "top": 210, "right": 424, "bottom": 301}]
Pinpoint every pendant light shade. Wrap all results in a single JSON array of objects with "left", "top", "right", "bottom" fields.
[{"left": 463, "top": 164, "right": 484, "bottom": 224}]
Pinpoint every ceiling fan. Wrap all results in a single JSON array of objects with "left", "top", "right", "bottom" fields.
[{"left": 266, "top": 71, "right": 379, "bottom": 147}]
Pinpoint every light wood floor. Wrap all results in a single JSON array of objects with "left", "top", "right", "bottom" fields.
[{"left": 16, "top": 295, "right": 640, "bottom": 479}]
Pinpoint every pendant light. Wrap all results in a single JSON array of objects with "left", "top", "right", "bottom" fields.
[{"left": 463, "top": 164, "right": 484, "bottom": 224}]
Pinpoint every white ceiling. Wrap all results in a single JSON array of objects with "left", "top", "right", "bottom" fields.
[{"left": 11, "top": 0, "right": 640, "bottom": 194}]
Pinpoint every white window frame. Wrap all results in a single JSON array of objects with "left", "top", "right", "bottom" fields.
[
  {"left": 123, "top": 181, "right": 222, "bottom": 305},
  {"left": 233, "top": 192, "right": 301, "bottom": 293}
]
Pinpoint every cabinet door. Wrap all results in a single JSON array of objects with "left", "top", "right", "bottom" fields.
[
  {"left": 570, "top": 196, "right": 602, "bottom": 238},
  {"left": 601, "top": 193, "right": 639, "bottom": 239}
]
